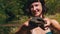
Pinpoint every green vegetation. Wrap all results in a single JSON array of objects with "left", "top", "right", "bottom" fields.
[{"left": 0, "top": 0, "right": 60, "bottom": 34}]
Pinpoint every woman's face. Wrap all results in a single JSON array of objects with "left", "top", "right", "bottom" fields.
[{"left": 30, "top": 2, "right": 42, "bottom": 17}]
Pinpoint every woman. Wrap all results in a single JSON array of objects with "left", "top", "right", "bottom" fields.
[{"left": 15, "top": 0, "right": 60, "bottom": 34}]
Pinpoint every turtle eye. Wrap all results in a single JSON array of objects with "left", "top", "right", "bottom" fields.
[{"left": 37, "top": 19, "right": 41, "bottom": 21}]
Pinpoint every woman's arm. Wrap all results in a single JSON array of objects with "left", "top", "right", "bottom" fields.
[
  {"left": 44, "top": 18, "right": 60, "bottom": 30},
  {"left": 15, "top": 21, "right": 29, "bottom": 34},
  {"left": 51, "top": 20, "right": 60, "bottom": 30}
]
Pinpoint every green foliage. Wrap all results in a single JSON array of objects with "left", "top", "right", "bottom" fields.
[
  {"left": 0, "top": 0, "right": 27, "bottom": 24},
  {"left": 45, "top": 0, "right": 60, "bottom": 15},
  {"left": 0, "top": 26, "right": 10, "bottom": 34}
]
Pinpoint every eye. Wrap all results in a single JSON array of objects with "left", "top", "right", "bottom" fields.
[{"left": 35, "top": 4, "right": 38, "bottom": 7}]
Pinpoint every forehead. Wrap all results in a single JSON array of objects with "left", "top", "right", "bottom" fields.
[{"left": 31, "top": 2, "right": 41, "bottom": 5}]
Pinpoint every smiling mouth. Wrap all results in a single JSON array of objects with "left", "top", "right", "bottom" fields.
[{"left": 34, "top": 11, "right": 39, "bottom": 14}]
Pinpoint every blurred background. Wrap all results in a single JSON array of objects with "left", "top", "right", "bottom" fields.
[{"left": 0, "top": 0, "right": 60, "bottom": 34}]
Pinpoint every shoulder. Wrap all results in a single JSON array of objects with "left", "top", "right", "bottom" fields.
[
  {"left": 50, "top": 19, "right": 59, "bottom": 24},
  {"left": 44, "top": 17, "right": 58, "bottom": 23},
  {"left": 47, "top": 18, "right": 59, "bottom": 25},
  {"left": 44, "top": 17, "right": 59, "bottom": 25},
  {"left": 23, "top": 21, "right": 29, "bottom": 26}
]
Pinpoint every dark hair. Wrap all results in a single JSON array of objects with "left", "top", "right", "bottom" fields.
[{"left": 24, "top": 0, "right": 46, "bottom": 16}]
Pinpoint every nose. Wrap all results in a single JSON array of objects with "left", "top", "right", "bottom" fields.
[{"left": 33, "top": 6, "right": 36, "bottom": 11}]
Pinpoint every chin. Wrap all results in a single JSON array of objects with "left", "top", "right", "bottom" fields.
[{"left": 34, "top": 15, "right": 39, "bottom": 17}]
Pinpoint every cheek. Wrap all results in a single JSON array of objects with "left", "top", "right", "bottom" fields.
[{"left": 39, "top": 6, "right": 42, "bottom": 11}]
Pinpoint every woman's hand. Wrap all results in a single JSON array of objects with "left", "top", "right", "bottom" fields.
[
  {"left": 44, "top": 18, "right": 51, "bottom": 27},
  {"left": 43, "top": 18, "right": 52, "bottom": 33},
  {"left": 43, "top": 18, "right": 51, "bottom": 30}
]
